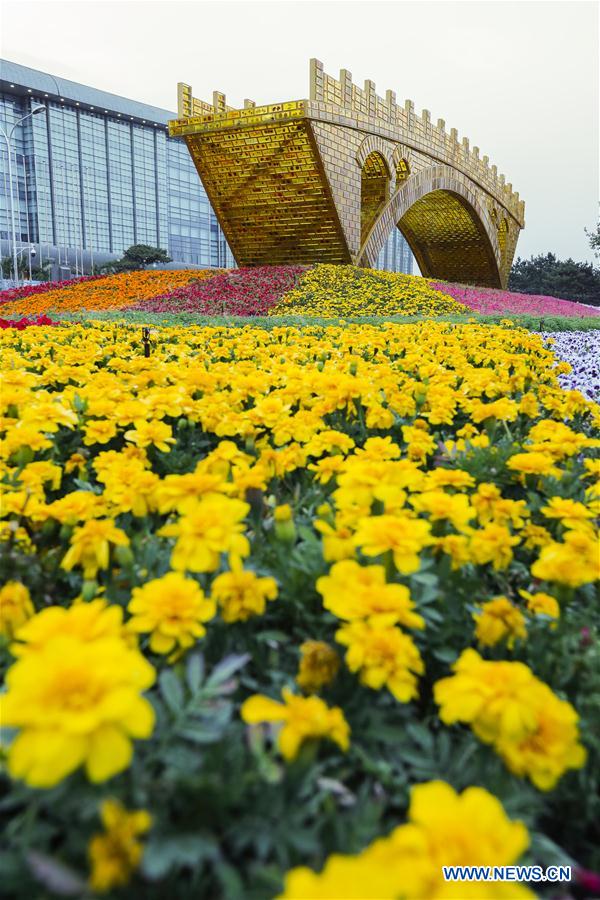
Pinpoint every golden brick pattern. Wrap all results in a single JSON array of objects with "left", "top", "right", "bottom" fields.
[{"left": 170, "top": 61, "right": 524, "bottom": 287}]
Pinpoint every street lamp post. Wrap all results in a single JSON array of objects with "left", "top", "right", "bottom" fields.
[{"left": 0, "top": 105, "right": 47, "bottom": 286}]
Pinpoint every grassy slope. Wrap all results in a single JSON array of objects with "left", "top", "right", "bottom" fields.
[{"left": 56, "top": 310, "right": 600, "bottom": 331}]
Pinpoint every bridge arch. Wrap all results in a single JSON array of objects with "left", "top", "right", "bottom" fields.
[
  {"left": 358, "top": 165, "right": 503, "bottom": 287},
  {"left": 360, "top": 150, "right": 392, "bottom": 245}
]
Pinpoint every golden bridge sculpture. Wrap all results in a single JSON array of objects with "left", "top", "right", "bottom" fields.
[{"left": 169, "top": 60, "right": 524, "bottom": 287}]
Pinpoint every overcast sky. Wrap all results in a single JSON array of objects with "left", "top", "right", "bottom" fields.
[{"left": 1, "top": 0, "right": 598, "bottom": 264}]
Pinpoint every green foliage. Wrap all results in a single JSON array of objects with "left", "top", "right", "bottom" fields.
[
  {"left": 99, "top": 245, "right": 171, "bottom": 273},
  {"left": 585, "top": 219, "right": 600, "bottom": 259},
  {"left": 509, "top": 253, "right": 600, "bottom": 307},
  {"left": 57, "top": 309, "right": 600, "bottom": 331}
]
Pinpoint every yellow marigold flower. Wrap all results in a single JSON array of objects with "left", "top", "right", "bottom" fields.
[
  {"left": 273, "top": 503, "right": 292, "bottom": 522},
  {"left": 401, "top": 423, "right": 436, "bottom": 465},
  {"left": 354, "top": 435, "right": 401, "bottom": 461},
  {"left": 435, "top": 533, "right": 471, "bottom": 570},
  {"left": 520, "top": 523, "right": 553, "bottom": 550},
  {"left": 434, "top": 649, "right": 586, "bottom": 790},
  {"left": 88, "top": 799, "right": 152, "bottom": 893},
  {"left": 540, "top": 496, "right": 594, "bottom": 530},
  {"left": 128, "top": 572, "right": 216, "bottom": 654},
  {"left": 19, "top": 460, "right": 62, "bottom": 492},
  {"left": 296, "top": 641, "right": 340, "bottom": 693},
  {"left": 469, "top": 397, "right": 518, "bottom": 423},
  {"left": 473, "top": 596, "right": 527, "bottom": 649},
  {"left": 506, "top": 452, "right": 560, "bottom": 478},
  {"left": 273, "top": 503, "right": 296, "bottom": 542},
  {"left": 527, "top": 420, "right": 596, "bottom": 459},
  {"left": 496, "top": 688, "right": 587, "bottom": 791},
  {"left": 353, "top": 513, "right": 432, "bottom": 574},
  {"left": 211, "top": 566, "right": 277, "bottom": 622},
  {"left": 531, "top": 530, "right": 600, "bottom": 587},
  {"left": 335, "top": 620, "right": 424, "bottom": 702},
  {"left": 61, "top": 518, "right": 130, "bottom": 579},
  {"left": 469, "top": 523, "right": 520, "bottom": 570},
  {"left": 307, "top": 455, "right": 346, "bottom": 484},
  {"left": 83, "top": 419, "right": 118, "bottom": 446},
  {"left": 410, "top": 489, "right": 474, "bottom": 532},
  {"left": 64, "top": 452, "right": 87, "bottom": 475},
  {"left": 423, "top": 467, "right": 475, "bottom": 490},
  {"left": 583, "top": 458, "right": 600, "bottom": 480},
  {"left": 490, "top": 498, "right": 529, "bottom": 529},
  {"left": 11, "top": 599, "right": 126, "bottom": 655},
  {"left": 316, "top": 559, "right": 424, "bottom": 629},
  {"left": 46, "top": 490, "right": 106, "bottom": 525},
  {"left": 518, "top": 590, "right": 560, "bottom": 621},
  {"left": 280, "top": 780, "right": 531, "bottom": 899},
  {"left": 0, "top": 581, "right": 35, "bottom": 639},
  {"left": 3, "top": 627, "right": 155, "bottom": 787},
  {"left": 314, "top": 519, "right": 356, "bottom": 562},
  {"left": 241, "top": 687, "right": 350, "bottom": 760},
  {"left": 2, "top": 422, "right": 52, "bottom": 455},
  {"left": 124, "top": 419, "right": 176, "bottom": 453},
  {"left": 160, "top": 495, "right": 250, "bottom": 573}
]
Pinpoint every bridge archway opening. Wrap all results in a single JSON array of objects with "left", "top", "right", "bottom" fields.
[
  {"left": 396, "top": 189, "right": 501, "bottom": 287},
  {"left": 361, "top": 152, "right": 391, "bottom": 245},
  {"left": 396, "top": 157, "right": 410, "bottom": 184}
]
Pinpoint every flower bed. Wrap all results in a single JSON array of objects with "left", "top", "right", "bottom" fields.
[
  {"left": 130, "top": 265, "right": 308, "bottom": 315},
  {"left": 1, "top": 320, "right": 599, "bottom": 898},
  {"left": 271, "top": 264, "right": 469, "bottom": 316},
  {"left": 0, "top": 275, "right": 100, "bottom": 305},
  {"left": 0, "top": 270, "right": 218, "bottom": 316},
  {"left": 0, "top": 314, "right": 60, "bottom": 329},
  {"left": 431, "top": 281, "right": 600, "bottom": 318},
  {"left": 539, "top": 331, "right": 600, "bottom": 400}
]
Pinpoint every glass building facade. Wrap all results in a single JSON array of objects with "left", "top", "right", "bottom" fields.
[
  {"left": 377, "top": 225, "right": 414, "bottom": 274},
  {"left": 0, "top": 59, "right": 234, "bottom": 270},
  {"left": 0, "top": 59, "right": 412, "bottom": 274}
]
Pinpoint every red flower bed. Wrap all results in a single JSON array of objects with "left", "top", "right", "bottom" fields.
[
  {"left": 129, "top": 265, "right": 309, "bottom": 316},
  {"left": 0, "top": 314, "right": 61, "bottom": 329},
  {"left": 430, "top": 281, "right": 600, "bottom": 318},
  {"left": 0, "top": 275, "right": 102, "bottom": 305}
]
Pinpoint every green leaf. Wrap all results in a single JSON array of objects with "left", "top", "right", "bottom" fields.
[
  {"left": 176, "top": 725, "right": 224, "bottom": 744},
  {"left": 142, "top": 835, "right": 217, "bottom": 879},
  {"left": 405, "top": 722, "right": 435, "bottom": 753},
  {"left": 206, "top": 653, "right": 250, "bottom": 690},
  {"left": 186, "top": 653, "right": 205, "bottom": 694},
  {"left": 26, "top": 852, "right": 87, "bottom": 897},
  {"left": 159, "top": 669, "right": 184, "bottom": 714}
]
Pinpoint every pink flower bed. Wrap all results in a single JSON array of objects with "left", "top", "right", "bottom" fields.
[
  {"left": 129, "top": 265, "right": 309, "bottom": 316},
  {"left": 0, "top": 314, "right": 61, "bottom": 329},
  {"left": 0, "top": 275, "right": 101, "bottom": 305},
  {"left": 430, "top": 282, "right": 600, "bottom": 318}
]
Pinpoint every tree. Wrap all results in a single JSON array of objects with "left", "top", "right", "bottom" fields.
[
  {"left": 1, "top": 256, "right": 50, "bottom": 281},
  {"left": 585, "top": 220, "right": 600, "bottom": 260},
  {"left": 99, "top": 245, "right": 171, "bottom": 273},
  {"left": 508, "top": 253, "right": 600, "bottom": 307}
]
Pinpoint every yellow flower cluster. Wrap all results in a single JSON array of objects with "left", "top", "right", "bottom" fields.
[
  {"left": 3, "top": 601, "right": 155, "bottom": 787},
  {"left": 269, "top": 263, "right": 469, "bottom": 317},
  {"left": 280, "top": 780, "right": 532, "bottom": 899},
  {"left": 317, "top": 560, "right": 425, "bottom": 701},
  {"left": 435, "top": 650, "right": 586, "bottom": 790},
  {"left": 0, "top": 317, "right": 597, "bottom": 808},
  {"left": 88, "top": 799, "right": 152, "bottom": 893},
  {"left": 241, "top": 688, "right": 350, "bottom": 760}
]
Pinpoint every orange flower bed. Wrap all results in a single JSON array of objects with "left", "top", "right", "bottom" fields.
[{"left": 1, "top": 270, "right": 218, "bottom": 315}]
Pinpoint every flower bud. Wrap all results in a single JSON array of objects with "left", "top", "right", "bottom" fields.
[{"left": 273, "top": 504, "right": 296, "bottom": 543}]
